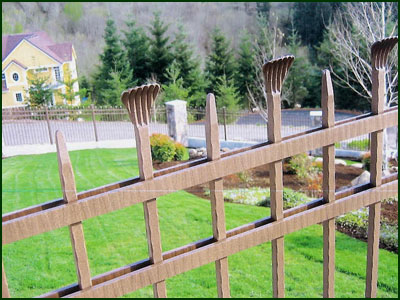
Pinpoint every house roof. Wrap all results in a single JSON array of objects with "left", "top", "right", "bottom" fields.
[
  {"left": 3, "top": 59, "right": 28, "bottom": 71},
  {"left": 2, "top": 31, "right": 73, "bottom": 64}
]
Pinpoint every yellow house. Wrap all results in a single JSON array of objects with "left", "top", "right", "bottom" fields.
[{"left": 2, "top": 31, "right": 80, "bottom": 107}]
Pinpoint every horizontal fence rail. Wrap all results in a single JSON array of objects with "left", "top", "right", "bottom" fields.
[{"left": 2, "top": 37, "right": 398, "bottom": 298}]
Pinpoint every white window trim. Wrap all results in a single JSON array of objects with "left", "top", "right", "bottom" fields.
[{"left": 14, "top": 91, "right": 24, "bottom": 103}]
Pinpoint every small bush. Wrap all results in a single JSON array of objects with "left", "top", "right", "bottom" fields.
[
  {"left": 150, "top": 133, "right": 176, "bottom": 162},
  {"left": 347, "top": 139, "right": 370, "bottom": 150},
  {"left": 174, "top": 142, "right": 188, "bottom": 161},
  {"left": 362, "top": 152, "right": 371, "bottom": 171},
  {"left": 150, "top": 134, "right": 188, "bottom": 162}
]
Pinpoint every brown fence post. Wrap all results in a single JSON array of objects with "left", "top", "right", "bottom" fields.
[
  {"left": 91, "top": 104, "right": 99, "bottom": 142},
  {"left": 222, "top": 107, "right": 227, "bottom": 141},
  {"left": 321, "top": 70, "right": 336, "bottom": 298},
  {"left": 366, "top": 37, "right": 397, "bottom": 298},
  {"left": 121, "top": 84, "right": 167, "bottom": 298},
  {"left": 45, "top": 106, "right": 53, "bottom": 144},
  {"left": 206, "top": 94, "right": 230, "bottom": 298},
  {"left": 2, "top": 261, "right": 10, "bottom": 298},
  {"left": 263, "top": 55, "right": 294, "bottom": 298},
  {"left": 55, "top": 131, "right": 92, "bottom": 290}
]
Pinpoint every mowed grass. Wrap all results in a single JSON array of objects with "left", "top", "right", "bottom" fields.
[{"left": 2, "top": 148, "right": 398, "bottom": 298}]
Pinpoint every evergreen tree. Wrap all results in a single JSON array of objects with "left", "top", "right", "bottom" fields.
[
  {"left": 292, "top": 2, "right": 342, "bottom": 48},
  {"left": 57, "top": 70, "right": 81, "bottom": 105},
  {"left": 25, "top": 75, "right": 53, "bottom": 107},
  {"left": 282, "top": 28, "right": 314, "bottom": 108},
  {"left": 102, "top": 71, "right": 133, "bottom": 107},
  {"left": 148, "top": 11, "right": 173, "bottom": 84},
  {"left": 122, "top": 20, "right": 151, "bottom": 85},
  {"left": 160, "top": 61, "right": 190, "bottom": 104},
  {"left": 256, "top": 2, "right": 271, "bottom": 20},
  {"left": 235, "top": 30, "right": 257, "bottom": 109},
  {"left": 171, "top": 24, "right": 206, "bottom": 108},
  {"left": 215, "top": 74, "right": 240, "bottom": 111},
  {"left": 93, "top": 19, "right": 129, "bottom": 105},
  {"left": 205, "top": 28, "right": 236, "bottom": 95}
]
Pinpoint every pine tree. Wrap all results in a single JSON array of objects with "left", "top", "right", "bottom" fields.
[
  {"left": 171, "top": 24, "right": 206, "bottom": 108},
  {"left": 25, "top": 75, "right": 54, "bottom": 107},
  {"left": 160, "top": 61, "right": 190, "bottom": 104},
  {"left": 235, "top": 30, "right": 256, "bottom": 109},
  {"left": 122, "top": 20, "right": 151, "bottom": 85},
  {"left": 148, "top": 11, "right": 173, "bottom": 84},
  {"left": 205, "top": 28, "right": 236, "bottom": 95},
  {"left": 215, "top": 74, "right": 240, "bottom": 111},
  {"left": 282, "top": 28, "right": 313, "bottom": 108},
  {"left": 102, "top": 70, "right": 133, "bottom": 107},
  {"left": 93, "top": 19, "right": 129, "bottom": 105},
  {"left": 57, "top": 70, "right": 80, "bottom": 105}
]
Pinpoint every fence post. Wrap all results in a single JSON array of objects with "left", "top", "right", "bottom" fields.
[
  {"left": 365, "top": 37, "right": 397, "bottom": 298},
  {"left": 45, "top": 106, "right": 53, "bottom": 145},
  {"left": 222, "top": 107, "right": 227, "bottom": 141},
  {"left": 91, "top": 104, "right": 99, "bottom": 142},
  {"left": 263, "top": 55, "right": 294, "bottom": 298},
  {"left": 206, "top": 94, "right": 230, "bottom": 297},
  {"left": 321, "top": 70, "right": 336, "bottom": 298},
  {"left": 55, "top": 131, "right": 92, "bottom": 289},
  {"left": 165, "top": 100, "right": 188, "bottom": 146}
]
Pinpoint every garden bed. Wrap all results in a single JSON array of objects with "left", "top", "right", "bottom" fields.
[{"left": 154, "top": 157, "right": 398, "bottom": 252}]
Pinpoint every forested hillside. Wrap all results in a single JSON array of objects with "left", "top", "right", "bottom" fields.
[{"left": 2, "top": 2, "right": 397, "bottom": 111}]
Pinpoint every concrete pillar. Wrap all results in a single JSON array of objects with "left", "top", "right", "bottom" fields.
[{"left": 165, "top": 100, "right": 188, "bottom": 146}]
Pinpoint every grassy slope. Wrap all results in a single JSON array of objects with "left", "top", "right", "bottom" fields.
[{"left": 2, "top": 149, "right": 398, "bottom": 298}]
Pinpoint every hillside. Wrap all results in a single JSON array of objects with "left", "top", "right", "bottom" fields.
[{"left": 2, "top": 2, "right": 291, "bottom": 77}]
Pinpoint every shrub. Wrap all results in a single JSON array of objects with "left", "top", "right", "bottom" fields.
[
  {"left": 362, "top": 152, "right": 371, "bottom": 171},
  {"left": 347, "top": 138, "right": 370, "bottom": 150},
  {"left": 150, "top": 133, "right": 176, "bottom": 162},
  {"left": 149, "top": 134, "right": 189, "bottom": 162},
  {"left": 174, "top": 142, "right": 188, "bottom": 161},
  {"left": 220, "top": 187, "right": 309, "bottom": 209}
]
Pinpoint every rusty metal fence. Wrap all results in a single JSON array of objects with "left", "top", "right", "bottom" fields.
[{"left": 1, "top": 37, "right": 398, "bottom": 298}]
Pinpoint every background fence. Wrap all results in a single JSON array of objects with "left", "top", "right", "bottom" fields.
[{"left": 2, "top": 105, "right": 388, "bottom": 153}]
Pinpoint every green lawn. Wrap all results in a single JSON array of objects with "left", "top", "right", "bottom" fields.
[{"left": 2, "top": 149, "right": 398, "bottom": 298}]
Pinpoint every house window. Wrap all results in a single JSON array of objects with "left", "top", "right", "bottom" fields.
[
  {"left": 2, "top": 73, "right": 5, "bottom": 80},
  {"left": 12, "top": 73, "right": 19, "bottom": 82},
  {"left": 54, "top": 67, "right": 61, "bottom": 81},
  {"left": 15, "top": 93, "right": 23, "bottom": 102}
]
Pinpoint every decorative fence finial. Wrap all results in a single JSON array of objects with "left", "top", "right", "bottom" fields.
[
  {"left": 371, "top": 36, "right": 398, "bottom": 70},
  {"left": 262, "top": 55, "right": 295, "bottom": 95},
  {"left": 121, "top": 84, "right": 160, "bottom": 126}
]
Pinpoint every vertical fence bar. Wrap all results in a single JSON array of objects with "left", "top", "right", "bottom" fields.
[
  {"left": 365, "top": 37, "right": 397, "bottom": 298},
  {"left": 321, "top": 70, "right": 336, "bottom": 298},
  {"left": 206, "top": 94, "right": 230, "bottom": 298},
  {"left": 2, "top": 261, "right": 10, "bottom": 298},
  {"left": 121, "top": 84, "right": 167, "bottom": 298},
  {"left": 45, "top": 106, "right": 53, "bottom": 144},
  {"left": 223, "top": 107, "right": 227, "bottom": 141},
  {"left": 55, "top": 131, "right": 92, "bottom": 290},
  {"left": 263, "top": 55, "right": 294, "bottom": 298},
  {"left": 91, "top": 104, "right": 99, "bottom": 142}
]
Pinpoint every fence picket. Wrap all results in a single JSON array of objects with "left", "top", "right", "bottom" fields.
[
  {"left": 263, "top": 55, "right": 294, "bottom": 298},
  {"left": 122, "top": 84, "right": 167, "bottom": 298},
  {"left": 366, "top": 37, "right": 397, "bottom": 298},
  {"left": 55, "top": 131, "right": 92, "bottom": 290},
  {"left": 321, "top": 70, "right": 336, "bottom": 298},
  {"left": 206, "top": 94, "right": 230, "bottom": 298},
  {"left": 2, "top": 261, "right": 10, "bottom": 298}
]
